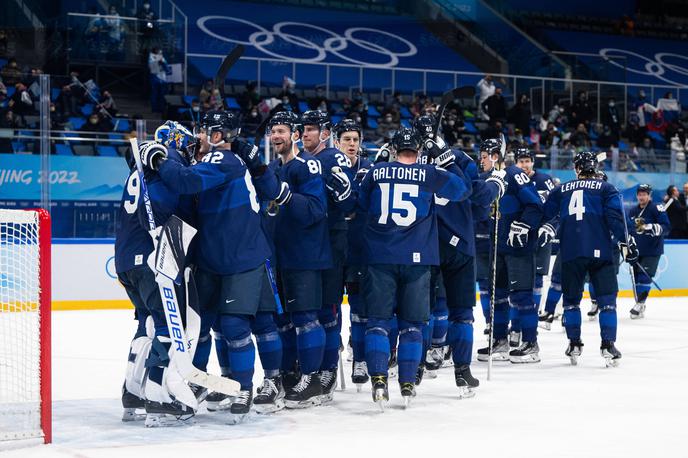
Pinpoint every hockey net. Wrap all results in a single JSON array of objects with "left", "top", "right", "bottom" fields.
[{"left": 0, "top": 209, "right": 51, "bottom": 446}]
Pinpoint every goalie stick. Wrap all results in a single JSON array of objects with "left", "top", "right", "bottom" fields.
[
  {"left": 433, "top": 86, "right": 476, "bottom": 139},
  {"left": 129, "top": 137, "right": 240, "bottom": 396}
]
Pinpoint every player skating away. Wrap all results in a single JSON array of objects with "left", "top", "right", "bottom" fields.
[
  {"left": 139, "top": 110, "right": 285, "bottom": 423},
  {"left": 333, "top": 119, "right": 372, "bottom": 390},
  {"left": 301, "top": 110, "right": 354, "bottom": 401},
  {"left": 265, "top": 111, "right": 332, "bottom": 408},
  {"left": 357, "top": 127, "right": 471, "bottom": 409},
  {"left": 627, "top": 184, "right": 670, "bottom": 319},
  {"left": 476, "top": 138, "right": 545, "bottom": 363},
  {"left": 543, "top": 152, "right": 639, "bottom": 367},
  {"left": 417, "top": 119, "right": 507, "bottom": 397},
  {"left": 116, "top": 127, "right": 198, "bottom": 426}
]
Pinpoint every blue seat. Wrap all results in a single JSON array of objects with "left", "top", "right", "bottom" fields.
[
  {"left": 331, "top": 115, "right": 343, "bottom": 124},
  {"left": 183, "top": 95, "right": 195, "bottom": 106},
  {"left": 647, "top": 131, "right": 666, "bottom": 148},
  {"left": 464, "top": 121, "right": 478, "bottom": 134},
  {"left": 400, "top": 106, "right": 412, "bottom": 118},
  {"left": 367, "top": 118, "right": 379, "bottom": 129},
  {"left": 400, "top": 119, "right": 411, "bottom": 128},
  {"left": 12, "top": 141, "right": 26, "bottom": 153},
  {"left": 51, "top": 88, "right": 61, "bottom": 102},
  {"left": 331, "top": 102, "right": 344, "bottom": 114},
  {"left": 114, "top": 119, "right": 131, "bottom": 132},
  {"left": 368, "top": 106, "right": 381, "bottom": 117},
  {"left": 56, "top": 144, "right": 73, "bottom": 156},
  {"left": 80, "top": 104, "right": 94, "bottom": 116},
  {"left": 6, "top": 86, "right": 15, "bottom": 98},
  {"left": 69, "top": 117, "right": 86, "bottom": 130},
  {"left": 225, "top": 97, "right": 240, "bottom": 109},
  {"left": 96, "top": 145, "right": 119, "bottom": 157},
  {"left": 108, "top": 133, "right": 125, "bottom": 141},
  {"left": 298, "top": 101, "right": 309, "bottom": 113}
]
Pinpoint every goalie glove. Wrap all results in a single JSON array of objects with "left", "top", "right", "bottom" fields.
[
  {"left": 485, "top": 169, "right": 507, "bottom": 199},
  {"left": 375, "top": 143, "right": 391, "bottom": 164},
  {"left": 537, "top": 223, "right": 556, "bottom": 248},
  {"left": 275, "top": 182, "right": 292, "bottom": 206},
  {"left": 326, "top": 166, "right": 352, "bottom": 202},
  {"left": 619, "top": 235, "right": 639, "bottom": 264},
  {"left": 507, "top": 221, "right": 531, "bottom": 248},
  {"left": 139, "top": 141, "right": 168, "bottom": 171},
  {"left": 424, "top": 137, "right": 455, "bottom": 169}
]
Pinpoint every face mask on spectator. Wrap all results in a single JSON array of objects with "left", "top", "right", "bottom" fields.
[
  {"left": 250, "top": 110, "right": 258, "bottom": 117},
  {"left": 385, "top": 116, "right": 392, "bottom": 122},
  {"left": 192, "top": 105, "right": 200, "bottom": 112},
  {"left": 609, "top": 101, "right": 615, "bottom": 107},
  {"left": 448, "top": 120, "right": 455, "bottom": 126}
]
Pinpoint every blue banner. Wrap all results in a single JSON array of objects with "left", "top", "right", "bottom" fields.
[{"left": 0, "top": 155, "right": 128, "bottom": 201}]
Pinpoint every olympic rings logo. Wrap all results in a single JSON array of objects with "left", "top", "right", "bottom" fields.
[
  {"left": 599, "top": 48, "right": 688, "bottom": 86},
  {"left": 197, "top": 16, "right": 417, "bottom": 67}
]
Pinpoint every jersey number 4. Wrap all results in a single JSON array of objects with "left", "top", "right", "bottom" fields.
[
  {"left": 568, "top": 189, "right": 586, "bottom": 221},
  {"left": 378, "top": 183, "right": 418, "bottom": 226}
]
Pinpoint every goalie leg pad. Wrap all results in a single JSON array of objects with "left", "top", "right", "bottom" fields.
[{"left": 125, "top": 335, "right": 153, "bottom": 401}]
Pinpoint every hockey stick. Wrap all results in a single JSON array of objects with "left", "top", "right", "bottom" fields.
[
  {"left": 214, "top": 44, "right": 245, "bottom": 101},
  {"left": 487, "top": 134, "right": 506, "bottom": 381},
  {"left": 618, "top": 193, "right": 638, "bottom": 304},
  {"left": 634, "top": 262, "right": 663, "bottom": 291},
  {"left": 264, "top": 258, "right": 283, "bottom": 314},
  {"left": 433, "top": 86, "right": 476, "bottom": 139},
  {"left": 130, "top": 137, "right": 240, "bottom": 396}
]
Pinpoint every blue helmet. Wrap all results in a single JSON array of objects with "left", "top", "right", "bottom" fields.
[
  {"left": 266, "top": 110, "right": 303, "bottom": 135},
  {"left": 412, "top": 114, "right": 436, "bottom": 139},
  {"left": 391, "top": 127, "right": 422, "bottom": 153},
  {"left": 301, "top": 110, "right": 332, "bottom": 131}
]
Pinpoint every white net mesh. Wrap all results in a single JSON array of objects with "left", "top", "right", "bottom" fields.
[{"left": 0, "top": 209, "right": 43, "bottom": 442}]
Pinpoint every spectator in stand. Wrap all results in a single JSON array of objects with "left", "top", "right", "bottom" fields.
[
  {"left": 56, "top": 85, "right": 77, "bottom": 117},
  {"left": 570, "top": 123, "right": 591, "bottom": 148},
  {"left": 383, "top": 103, "right": 401, "bottom": 124},
  {"left": 279, "top": 76, "right": 300, "bottom": 113},
  {"left": 239, "top": 81, "right": 261, "bottom": 111},
  {"left": 670, "top": 132, "right": 687, "bottom": 173},
  {"left": 540, "top": 122, "right": 562, "bottom": 149},
  {"left": 597, "top": 124, "right": 618, "bottom": 149},
  {"left": 199, "top": 79, "right": 214, "bottom": 106},
  {"left": 375, "top": 112, "right": 399, "bottom": 144},
  {"left": 104, "top": 5, "right": 124, "bottom": 55},
  {"left": 242, "top": 106, "right": 262, "bottom": 138},
  {"left": 147, "top": 47, "right": 168, "bottom": 113},
  {"left": 680, "top": 183, "right": 688, "bottom": 207},
  {"left": 656, "top": 92, "right": 680, "bottom": 115},
  {"left": 482, "top": 86, "right": 507, "bottom": 125},
  {"left": 308, "top": 86, "right": 330, "bottom": 112},
  {"left": 476, "top": 74, "right": 495, "bottom": 120},
  {"left": 137, "top": 1, "right": 158, "bottom": 51},
  {"left": 0, "top": 29, "right": 8, "bottom": 57},
  {"left": 637, "top": 137, "right": 658, "bottom": 171},
  {"left": 646, "top": 110, "right": 668, "bottom": 136},
  {"left": 349, "top": 99, "right": 368, "bottom": 127},
  {"left": 385, "top": 91, "right": 404, "bottom": 111},
  {"left": 602, "top": 98, "right": 621, "bottom": 138},
  {"left": 96, "top": 90, "right": 118, "bottom": 117},
  {"left": 0, "top": 76, "right": 6, "bottom": 104},
  {"left": 442, "top": 113, "right": 464, "bottom": 146},
  {"left": 79, "top": 113, "right": 112, "bottom": 138},
  {"left": 664, "top": 185, "right": 687, "bottom": 238},
  {"left": 180, "top": 98, "right": 202, "bottom": 128},
  {"left": 508, "top": 93, "right": 531, "bottom": 133},
  {"left": 1, "top": 58, "right": 21, "bottom": 86},
  {"left": 8, "top": 82, "right": 33, "bottom": 117},
  {"left": 570, "top": 91, "right": 593, "bottom": 128},
  {"left": 410, "top": 93, "right": 427, "bottom": 118},
  {"left": 209, "top": 88, "right": 223, "bottom": 110},
  {"left": 480, "top": 120, "right": 504, "bottom": 139},
  {"left": 0, "top": 109, "right": 22, "bottom": 128}
]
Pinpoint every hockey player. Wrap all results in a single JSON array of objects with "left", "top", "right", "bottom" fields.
[
  {"left": 417, "top": 126, "right": 507, "bottom": 397},
  {"left": 265, "top": 111, "right": 332, "bottom": 408},
  {"left": 301, "top": 110, "right": 354, "bottom": 400},
  {"left": 512, "top": 146, "right": 557, "bottom": 338},
  {"left": 476, "top": 138, "right": 544, "bottom": 363},
  {"left": 358, "top": 127, "right": 471, "bottom": 408},
  {"left": 543, "top": 151, "right": 638, "bottom": 367},
  {"left": 138, "top": 110, "right": 287, "bottom": 422},
  {"left": 627, "top": 184, "right": 670, "bottom": 319}
]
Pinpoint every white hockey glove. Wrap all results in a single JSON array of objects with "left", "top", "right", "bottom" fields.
[
  {"left": 641, "top": 223, "right": 662, "bottom": 237},
  {"left": 507, "top": 221, "right": 531, "bottom": 248},
  {"left": 326, "top": 166, "right": 352, "bottom": 202},
  {"left": 425, "top": 137, "right": 455, "bottom": 169},
  {"left": 139, "top": 141, "right": 168, "bottom": 171},
  {"left": 275, "top": 182, "right": 292, "bottom": 206},
  {"left": 619, "top": 235, "right": 639, "bottom": 265},
  {"left": 375, "top": 143, "right": 391, "bottom": 164},
  {"left": 485, "top": 169, "right": 507, "bottom": 199},
  {"left": 537, "top": 223, "right": 556, "bottom": 248}
]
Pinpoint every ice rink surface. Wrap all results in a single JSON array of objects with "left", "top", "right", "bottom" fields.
[{"left": 4, "top": 297, "right": 687, "bottom": 458}]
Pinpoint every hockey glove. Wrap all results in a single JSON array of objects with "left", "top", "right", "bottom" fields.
[
  {"left": 355, "top": 167, "right": 369, "bottom": 184},
  {"left": 619, "top": 236, "right": 639, "bottom": 265},
  {"left": 375, "top": 143, "right": 391, "bottom": 164},
  {"left": 641, "top": 223, "right": 662, "bottom": 237},
  {"left": 507, "top": 221, "right": 531, "bottom": 248},
  {"left": 139, "top": 141, "right": 168, "bottom": 171},
  {"left": 485, "top": 169, "right": 508, "bottom": 199},
  {"left": 326, "top": 166, "right": 352, "bottom": 202},
  {"left": 232, "top": 139, "right": 264, "bottom": 175},
  {"left": 425, "top": 137, "right": 455, "bottom": 169},
  {"left": 537, "top": 223, "right": 556, "bottom": 248},
  {"left": 275, "top": 182, "right": 292, "bottom": 206}
]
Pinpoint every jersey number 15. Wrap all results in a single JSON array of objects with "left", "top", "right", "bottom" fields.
[{"left": 378, "top": 183, "right": 418, "bottom": 227}]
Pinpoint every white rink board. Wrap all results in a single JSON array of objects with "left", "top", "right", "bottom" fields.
[{"left": 4, "top": 297, "right": 687, "bottom": 458}]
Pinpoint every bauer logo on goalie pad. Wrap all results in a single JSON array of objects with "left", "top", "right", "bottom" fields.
[{"left": 162, "top": 286, "right": 186, "bottom": 352}]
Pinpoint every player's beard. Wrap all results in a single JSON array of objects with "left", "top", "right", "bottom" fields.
[{"left": 273, "top": 137, "right": 292, "bottom": 157}]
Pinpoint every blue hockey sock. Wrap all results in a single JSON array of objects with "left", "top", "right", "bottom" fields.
[
  {"left": 598, "top": 296, "right": 617, "bottom": 341},
  {"left": 512, "top": 290, "right": 537, "bottom": 342},
  {"left": 432, "top": 297, "right": 449, "bottom": 347},
  {"left": 545, "top": 282, "right": 562, "bottom": 314},
  {"left": 211, "top": 317, "right": 230, "bottom": 376},
  {"left": 291, "top": 311, "right": 325, "bottom": 375},
  {"left": 478, "top": 279, "right": 491, "bottom": 324},
  {"left": 349, "top": 293, "right": 367, "bottom": 362},
  {"left": 493, "top": 288, "right": 509, "bottom": 339},
  {"left": 388, "top": 315, "right": 399, "bottom": 353},
  {"left": 422, "top": 314, "right": 434, "bottom": 355},
  {"left": 220, "top": 314, "right": 255, "bottom": 391},
  {"left": 191, "top": 309, "right": 216, "bottom": 371},
  {"left": 447, "top": 308, "right": 473, "bottom": 366},
  {"left": 276, "top": 313, "right": 297, "bottom": 373},
  {"left": 397, "top": 320, "right": 423, "bottom": 384},
  {"left": 562, "top": 304, "right": 582, "bottom": 341},
  {"left": 318, "top": 305, "right": 340, "bottom": 371},
  {"left": 509, "top": 304, "right": 521, "bottom": 333},
  {"left": 534, "top": 274, "right": 544, "bottom": 310},
  {"left": 251, "top": 312, "right": 282, "bottom": 378},
  {"left": 365, "top": 318, "right": 390, "bottom": 377}
]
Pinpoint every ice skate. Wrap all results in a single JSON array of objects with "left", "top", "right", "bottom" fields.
[
  {"left": 601, "top": 341, "right": 622, "bottom": 367},
  {"left": 587, "top": 301, "right": 599, "bottom": 320},
  {"left": 565, "top": 340, "right": 584, "bottom": 365},
  {"left": 282, "top": 370, "right": 300, "bottom": 393},
  {"left": 144, "top": 400, "right": 195, "bottom": 427},
  {"left": 424, "top": 346, "right": 443, "bottom": 378},
  {"left": 477, "top": 338, "right": 509, "bottom": 362},
  {"left": 388, "top": 350, "right": 398, "bottom": 379},
  {"left": 441, "top": 345, "right": 454, "bottom": 368},
  {"left": 454, "top": 365, "right": 478, "bottom": 399},
  {"left": 630, "top": 303, "right": 646, "bottom": 319},
  {"left": 352, "top": 361, "right": 369, "bottom": 392},
  {"left": 509, "top": 330, "right": 522, "bottom": 348},
  {"left": 371, "top": 375, "right": 389, "bottom": 411},
  {"left": 538, "top": 311, "right": 554, "bottom": 330},
  {"left": 226, "top": 390, "right": 252, "bottom": 424},
  {"left": 205, "top": 391, "right": 233, "bottom": 412},
  {"left": 254, "top": 376, "right": 285, "bottom": 414},
  {"left": 483, "top": 323, "right": 491, "bottom": 336},
  {"left": 189, "top": 383, "right": 208, "bottom": 404},
  {"left": 121, "top": 383, "right": 145, "bottom": 422},
  {"left": 319, "top": 369, "right": 337, "bottom": 404},
  {"left": 509, "top": 341, "right": 541, "bottom": 364},
  {"left": 400, "top": 382, "right": 416, "bottom": 408},
  {"left": 285, "top": 372, "right": 322, "bottom": 409},
  {"left": 415, "top": 363, "right": 425, "bottom": 386}
]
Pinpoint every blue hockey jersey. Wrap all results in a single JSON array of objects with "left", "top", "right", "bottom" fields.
[
  {"left": 627, "top": 201, "right": 670, "bottom": 256},
  {"left": 345, "top": 156, "right": 372, "bottom": 266},
  {"left": 267, "top": 152, "right": 332, "bottom": 270},
  {"left": 495, "top": 165, "right": 544, "bottom": 255},
  {"left": 312, "top": 147, "right": 356, "bottom": 230},
  {"left": 544, "top": 179, "right": 626, "bottom": 263},
  {"left": 358, "top": 161, "right": 471, "bottom": 266},
  {"left": 157, "top": 147, "right": 280, "bottom": 275},
  {"left": 531, "top": 170, "right": 556, "bottom": 203}
]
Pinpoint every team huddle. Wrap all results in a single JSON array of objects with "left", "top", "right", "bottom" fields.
[{"left": 114, "top": 108, "right": 667, "bottom": 426}]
